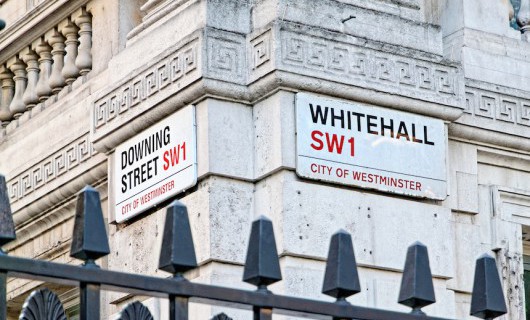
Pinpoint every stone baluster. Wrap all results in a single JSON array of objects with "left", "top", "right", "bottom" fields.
[
  {"left": 21, "top": 48, "right": 40, "bottom": 111},
  {"left": 48, "top": 29, "right": 66, "bottom": 94},
  {"left": 35, "top": 39, "right": 53, "bottom": 102},
  {"left": 8, "top": 57, "right": 28, "bottom": 118},
  {"left": 518, "top": 0, "right": 530, "bottom": 38},
  {"left": 0, "top": 66, "right": 14, "bottom": 126},
  {"left": 61, "top": 19, "right": 80, "bottom": 85},
  {"left": 75, "top": 9, "right": 92, "bottom": 76}
]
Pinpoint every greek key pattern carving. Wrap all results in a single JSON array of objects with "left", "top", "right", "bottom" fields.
[
  {"left": 8, "top": 134, "right": 97, "bottom": 203},
  {"left": 279, "top": 31, "right": 459, "bottom": 99},
  {"left": 94, "top": 38, "right": 199, "bottom": 130},
  {"left": 465, "top": 86, "right": 530, "bottom": 127},
  {"left": 251, "top": 31, "right": 271, "bottom": 70},
  {"left": 207, "top": 36, "right": 245, "bottom": 83}
]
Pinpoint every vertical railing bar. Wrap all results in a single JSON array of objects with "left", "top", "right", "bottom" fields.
[
  {"left": 170, "top": 295, "right": 189, "bottom": 320},
  {"left": 253, "top": 306, "right": 272, "bottom": 320},
  {"left": 80, "top": 282, "right": 101, "bottom": 320},
  {"left": 0, "top": 271, "right": 7, "bottom": 320}
]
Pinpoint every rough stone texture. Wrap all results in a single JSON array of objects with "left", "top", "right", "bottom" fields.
[
  {"left": 256, "top": 170, "right": 454, "bottom": 278},
  {"left": 108, "top": 175, "right": 253, "bottom": 278},
  {"left": 196, "top": 99, "right": 254, "bottom": 181},
  {"left": 253, "top": 91, "right": 296, "bottom": 179}
]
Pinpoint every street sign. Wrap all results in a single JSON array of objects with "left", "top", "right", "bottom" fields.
[
  {"left": 114, "top": 105, "right": 197, "bottom": 222},
  {"left": 296, "top": 93, "right": 447, "bottom": 200}
]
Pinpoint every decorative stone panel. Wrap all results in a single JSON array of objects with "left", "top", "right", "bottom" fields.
[{"left": 91, "top": 24, "right": 465, "bottom": 153}]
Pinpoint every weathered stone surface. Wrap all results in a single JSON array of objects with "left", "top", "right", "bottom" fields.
[
  {"left": 196, "top": 99, "right": 254, "bottom": 181},
  {"left": 253, "top": 91, "right": 296, "bottom": 179},
  {"left": 255, "top": 170, "right": 454, "bottom": 278}
]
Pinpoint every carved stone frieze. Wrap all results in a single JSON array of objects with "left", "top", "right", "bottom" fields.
[
  {"left": 91, "top": 25, "right": 465, "bottom": 153},
  {"left": 276, "top": 28, "right": 461, "bottom": 107},
  {"left": 450, "top": 79, "right": 530, "bottom": 151},
  {"left": 93, "top": 36, "right": 200, "bottom": 132},
  {"left": 206, "top": 30, "right": 246, "bottom": 85},
  {"left": 8, "top": 134, "right": 97, "bottom": 205},
  {"left": 462, "top": 79, "right": 530, "bottom": 133}
]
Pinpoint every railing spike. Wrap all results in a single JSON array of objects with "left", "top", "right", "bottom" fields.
[
  {"left": 0, "top": 174, "right": 15, "bottom": 251},
  {"left": 470, "top": 254, "right": 507, "bottom": 319},
  {"left": 243, "top": 215, "right": 282, "bottom": 292},
  {"left": 398, "top": 241, "right": 435, "bottom": 314},
  {"left": 158, "top": 200, "right": 197, "bottom": 278},
  {"left": 322, "top": 229, "right": 361, "bottom": 301},
  {"left": 70, "top": 185, "right": 110, "bottom": 267}
]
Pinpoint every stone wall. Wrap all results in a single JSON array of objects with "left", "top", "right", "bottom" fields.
[{"left": 0, "top": 0, "right": 529, "bottom": 319}]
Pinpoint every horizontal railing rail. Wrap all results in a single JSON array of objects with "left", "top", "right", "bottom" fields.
[{"left": 0, "top": 174, "right": 508, "bottom": 320}]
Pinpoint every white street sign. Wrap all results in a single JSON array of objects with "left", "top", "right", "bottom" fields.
[
  {"left": 114, "top": 105, "right": 197, "bottom": 222},
  {"left": 296, "top": 93, "right": 447, "bottom": 200}
]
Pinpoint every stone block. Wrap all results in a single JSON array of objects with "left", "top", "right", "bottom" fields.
[
  {"left": 252, "top": 0, "right": 433, "bottom": 52},
  {"left": 197, "top": 99, "right": 254, "bottom": 181},
  {"left": 463, "top": 47, "right": 530, "bottom": 92},
  {"left": 477, "top": 185, "right": 494, "bottom": 247},
  {"left": 478, "top": 162, "right": 530, "bottom": 190},
  {"left": 461, "top": 0, "right": 514, "bottom": 37},
  {"left": 253, "top": 91, "right": 296, "bottom": 179},
  {"left": 456, "top": 172, "right": 479, "bottom": 213},
  {"left": 206, "top": 176, "right": 254, "bottom": 263},
  {"left": 206, "top": 0, "right": 251, "bottom": 34},
  {"left": 108, "top": 175, "right": 253, "bottom": 280},
  {"left": 446, "top": 214, "right": 483, "bottom": 292},
  {"left": 256, "top": 171, "right": 454, "bottom": 278},
  {"left": 444, "top": 140, "right": 478, "bottom": 212}
]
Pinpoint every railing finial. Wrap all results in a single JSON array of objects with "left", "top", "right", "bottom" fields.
[
  {"left": 0, "top": 174, "right": 15, "bottom": 251},
  {"left": 470, "top": 254, "right": 507, "bottom": 319},
  {"left": 322, "top": 229, "right": 360, "bottom": 302},
  {"left": 70, "top": 185, "right": 110, "bottom": 267},
  {"left": 158, "top": 200, "right": 197, "bottom": 278},
  {"left": 398, "top": 241, "right": 436, "bottom": 315},
  {"left": 243, "top": 215, "right": 282, "bottom": 292}
]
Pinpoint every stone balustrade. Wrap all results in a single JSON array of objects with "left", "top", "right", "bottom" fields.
[{"left": 0, "top": 7, "right": 92, "bottom": 129}]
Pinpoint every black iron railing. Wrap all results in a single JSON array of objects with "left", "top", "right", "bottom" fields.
[{"left": 0, "top": 174, "right": 507, "bottom": 320}]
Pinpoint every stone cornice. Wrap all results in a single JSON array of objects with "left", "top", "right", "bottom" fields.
[
  {"left": 6, "top": 133, "right": 107, "bottom": 218},
  {"left": 449, "top": 79, "right": 530, "bottom": 152},
  {"left": 92, "top": 23, "right": 465, "bottom": 153}
]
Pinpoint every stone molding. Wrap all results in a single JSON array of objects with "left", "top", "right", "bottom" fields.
[
  {"left": 275, "top": 27, "right": 461, "bottom": 107},
  {"left": 490, "top": 185, "right": 530, "bottom": 320},
  {"left": 463, "top": 79, "right": 530, "bottom": 131},
  {"left": 6, "top": 133, "right": 104, "bottom": 213},
  {"left": 449, "top": 79, "right": 530, "bottom": 152},
  {"left": 92, "top": 31, "right": 202, "bottom": 139},
  {"left": 92, "top": 23, "right": 465, "bottom": 153}
]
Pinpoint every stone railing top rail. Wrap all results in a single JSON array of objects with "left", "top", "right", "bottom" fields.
[{"left": 0, "top": 2, "right": 92, "bottom": 139}]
